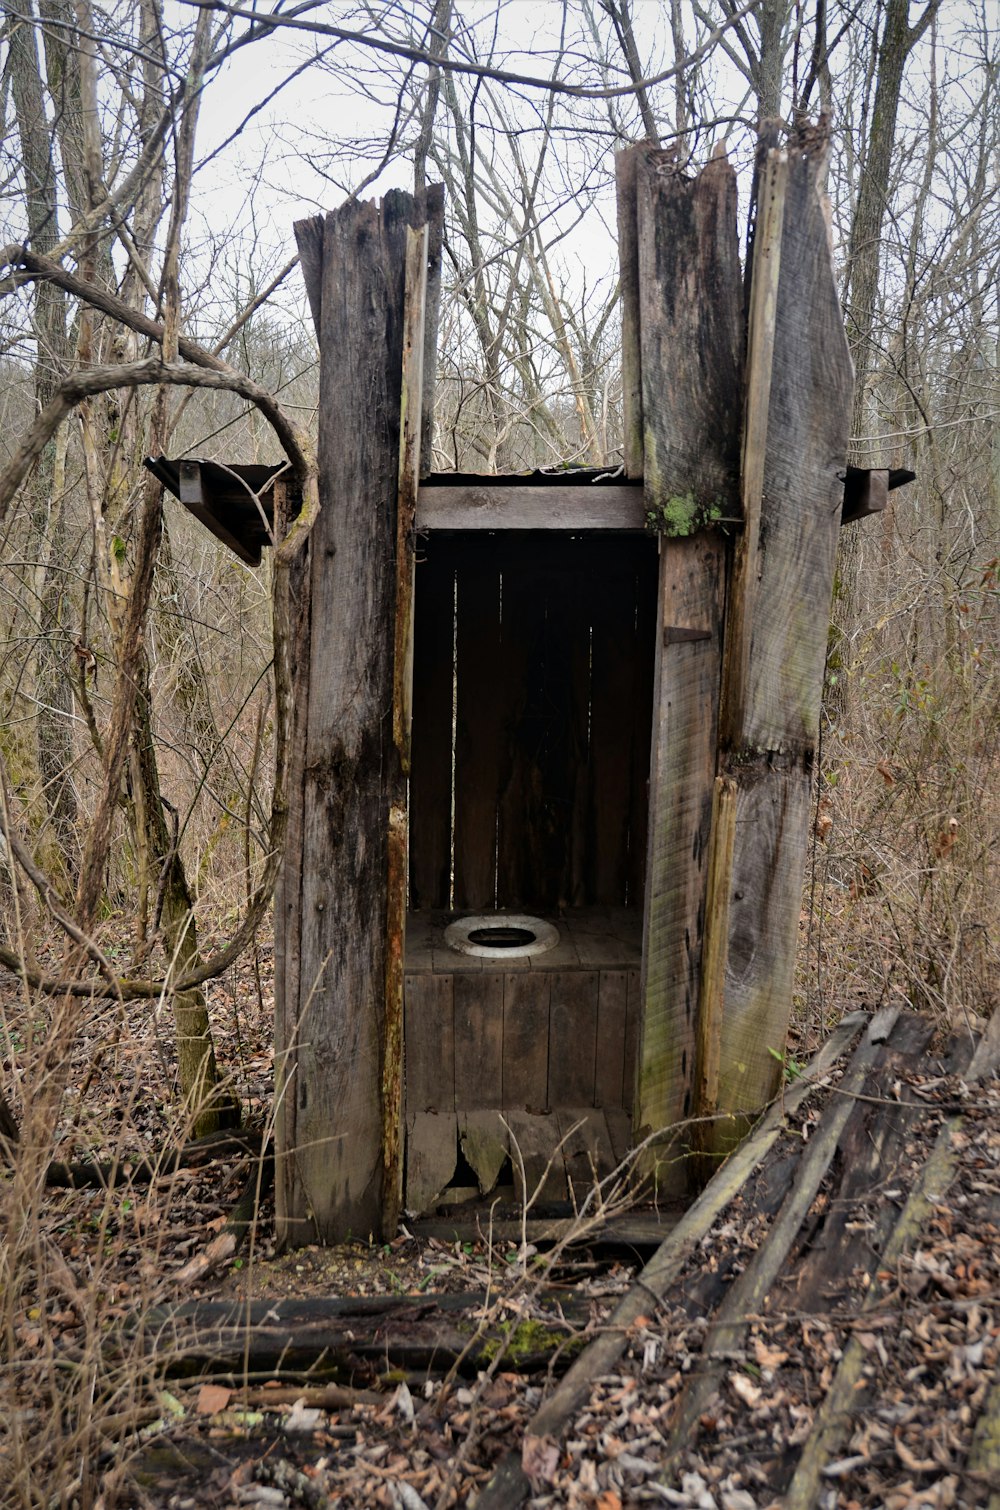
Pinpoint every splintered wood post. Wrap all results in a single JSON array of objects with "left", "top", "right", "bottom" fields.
[
  {"left": 419, "top": 184, "right": 444, "bottom": 476},
  {"left": 615, "top": 149, "right": 643, "bottom": 479},
  {"left": 276, "top": 190, "right": 428, "bottom": 1247},
  {"left": 383, "top": 225, "right": 428, "bottom": 1230},
  {"left": 707, "top": 142, "right": 855, "bottom": 1156},
  {"left": 626, "top": 148, "right": 742, "bottom": 1193}
]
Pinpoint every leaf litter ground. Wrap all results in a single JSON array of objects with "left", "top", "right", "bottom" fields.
[{"left": 2, "top": 938, "right": 998, "bottom": 1510}]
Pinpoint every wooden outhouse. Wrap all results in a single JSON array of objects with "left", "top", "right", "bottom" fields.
[{"left": 151, "top": 129, "right": 907, "bottom": 1247}]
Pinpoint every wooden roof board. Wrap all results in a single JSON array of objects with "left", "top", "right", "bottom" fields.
[
  {"left": 143, "top": 455, "right": 293, "bottom": 566},
  {"left": 145, "top": 453, "right": 918, "bottom": 561},
  {"left": 144, "top": 458, "right": 916, "bottom": 563}
]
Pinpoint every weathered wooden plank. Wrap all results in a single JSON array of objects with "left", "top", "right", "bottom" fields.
[
  {"left": 724, "top": 148, "right": 854, "bottom": 756},
  {"left": 705, "top": 146, "right": 856, "bottom": 1159},
  {"left": 383, "top": 229, "right": 429, "bottom": 1227},
  {"left": 293, "top": 215, "right": 324, "bottom": 337},
  {"left": 452, "top": 540, "right": 502, "bottom": 909},
  {"left": 635, "top": 151, "right": 743, "bottom": 533},
  {"left": 419, "top": 182, "right": 444, "bottom": 476},
  {"left": 557, "top": 1108, "right": 616, "bottom": 1206},
  {"left": 840, "top": 464, "right": 888, "bottom": 524},
  {"left": 627, "top": 563, "right": 657, "bottom": 911},
  {"left": 459, "top": 1110, "right": 508, "bottom": 1196},
  {"left": 409, "top": 546, "right": 454, "bottom": 900},
  {"left": 586, "top": 549, "right": 655, "bottom": 904},
  {"left": 665, "top": 1009, "right": 899, "bottom": 1460},
  {"left": 404, "top": 974, "right": 454, "bottom": 1115},
  {"left": 141, "top": 1286, "right": 592, "bottom": 1380},
  {"left": 594, "top": 970, "right": 628, "bottom": 1110},
  {"left": 785, "top": 1012, "right": 935, "bottom": 1311},
  {"left": 495, "top": 550, "right": 576, "bottom": 910},
  {"left": 454, "top": 973, "right": 504, "bottom": 1107},
  {"left": 402, "top": 912, "right": 435, "bottom": 972},
  {"left": 415, "top": 482, "right": 645, "bottom": 532},
  {"left": 692, "top": 775, "right": 736, "bottom": 1147},
  {"left": 277, "top": 191, "right": 420, "bottom": 1247},
  {"left": 784, "top": 1117, "right": 963, "bottom": 1510},
  {"left": 548, "top": 972, "right": 599, "bottom": 1108},
  {"left": 502, "top": 973, "right": 551, "bottom": 1112},
  {"left": 635, "top": 535, "right": 726, "bottom": 1188},
  {"left": 475, "top": 1014, "right": 870, "bottom": 1510},
  {"left": 713, "top": 768, "right": 814, "bottom": 1129},
  {"left": 406, "top": 1111, "right": 457, "bottom": 1213},
  {"left": 623, "top": 969, "right": 641, "bottom": 1112},
  {"left": 604, "top": 1106, "right": 632, "bottom": 1168},
  {"left": 409, "top": 1209, "right": 675, "bottom": 1247},
  {"left": 505, "top": 1110, "right": 568, "bottom": 1208},
  {"left": 718, "top": 147, "right": 786, "bottom": 750},
  {"left": 615, "top": 148, "right": 644, "bottom": 479}
]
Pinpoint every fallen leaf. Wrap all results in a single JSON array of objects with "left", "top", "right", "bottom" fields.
[
  {"left": 196, "top": 1384, "right": 232, "bottom": 1416},
  {"left": 753, "top": 1338, "right": 789, "bottom": 1370},
  {"left": 285, "top": 1399, "right": 323, "bottom": 1433},
  {"left": 522, "top": 1435, "right": 559, "bottom": 1489},
  {"left": 729, "top": 1372, "right": 762, "bottom": 1407}
]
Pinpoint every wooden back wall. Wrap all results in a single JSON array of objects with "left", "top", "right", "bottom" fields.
[{"left": 409, "top": 534, "right": 657, "bottom": 913}]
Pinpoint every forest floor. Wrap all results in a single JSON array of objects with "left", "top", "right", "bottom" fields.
[{"left": 2, "top": 928, "right": 998, "bottom": 1510}]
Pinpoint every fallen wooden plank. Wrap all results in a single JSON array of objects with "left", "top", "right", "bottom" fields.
[
  {"left": 133, "top": 1290, "right": 596, "bottom": 1383},
  {"left": 406, "top": 1210, "right": 679, "bottom": 1247},
  {"left": 783, "top": 1115, "right": 964, "bottom": 1510},
  {"left": 475, "top": 1011, "right": 868, "bottom": 1510},
  {"left": 665, "top": 1007, "right": 899, "bottom": 1459}
]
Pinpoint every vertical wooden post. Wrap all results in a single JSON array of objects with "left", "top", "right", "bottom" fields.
[
  {"left": 276, "top": 191, "right": 431, "bottom": 1247},
  {"left": 384, "top": 226, "right": 428, "bottom": 1231},
  {"left": 615, "top": 149, "right": 643, "bottom": 480},
  {"left": 624, "top": 149, "right": 743, "bottom": 1193},
  {"left": 703, "top": 143, "right": 855, "bottom": 1155}
]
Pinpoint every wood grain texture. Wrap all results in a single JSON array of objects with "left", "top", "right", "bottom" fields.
[
  {"left": 505, "top": 1111, "right": 568, "bottom": 1207},
  {"left": 293, "top": 216, "right": 324, "bottom": 338},
  {"left": 548, "top": 971, "right": 599, "bottom": 1107},
  {"left": 594, "top": 971, "right": 628, "bottom": 1110},
  {"left": 635, "top": 151, "right": 743, "bottom": 529},
  {"left": 276, "top": 192, "right": 421, "bottom": 1247},
  {"left": 454, "top": 973, "right": 504, "bottom": 1108},
  {"left": 459, "top": 1110, "right": 508, "bottom": 1195},
  {"left": 409, "top": 547, "right": 455, "bottom": 909},
  {"left": 419, "top": 183, "right": 444, "bottom": 476},
  {"left": 404, "top": 974, "right": 454, "bottom": 1115},
  {"left": 502, "top": 974, "right": 551, "bottom": 1112},
  {"left": 713, "top": 767, "right": 814, "bottom": 1125},
  {"left": 453, "top": 540, "right": 502, "bottom": 909},
  {"left": 556, "top": 1108, "right": 616, "bottom": 1204},
  {"left": 635, "top": 536, "right": 726, "bottom": 1177},
  {"left": 693, "top": 775, "right": 737, "bottom": 1140},
  {"left": 729, "top": 149, "right": 854, "bottom": 756},
  {"left": 406, "top": 1111, "right": 457, "bottom": 1214},
  {"left": 615, "top": 149, "right": 644, "bottom": 479},
  {"left": 706, "top": 147, "right": 855, "bottom": 1160},
  {"left": 415, "top": 482, "right": 645, "bottom": 532}
]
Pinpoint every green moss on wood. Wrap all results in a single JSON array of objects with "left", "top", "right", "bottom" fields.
[{"left": 646, "top": 492, "right": 728, "bottom": 538}]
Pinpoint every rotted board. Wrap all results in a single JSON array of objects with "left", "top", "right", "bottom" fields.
[{"left": 406, "top": 1111, "right": 457, "bottom": 1213}]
